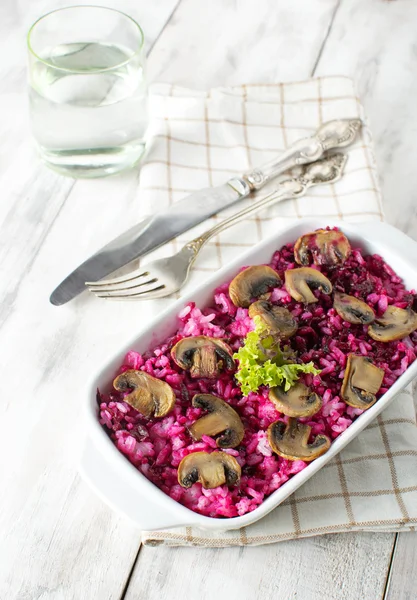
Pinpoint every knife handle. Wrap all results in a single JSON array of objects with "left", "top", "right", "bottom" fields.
[{"left": 243, "top": 118, "right": 361, "bottom": 191}]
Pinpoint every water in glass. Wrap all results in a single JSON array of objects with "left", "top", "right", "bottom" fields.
[{"left": 29, "top": 41, "right": 147, "bottom": 177}]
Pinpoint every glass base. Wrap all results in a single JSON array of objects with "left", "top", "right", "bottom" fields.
[{"left": 38, "top": 142, "right": 146, "bottom": 178}]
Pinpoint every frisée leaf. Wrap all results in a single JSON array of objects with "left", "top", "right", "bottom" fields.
[{"left": 233, "top": 316, "right": 320, "bottom": 396}]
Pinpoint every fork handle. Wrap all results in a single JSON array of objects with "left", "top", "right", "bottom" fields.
[
  {"left": 183, "top": 178, "right": 306, "bottom": 259},
  {"left": 243, "top": 118, "right": 360, "bottom": 190}
]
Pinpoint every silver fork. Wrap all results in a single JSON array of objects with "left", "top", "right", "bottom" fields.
[{"left": 86, "top": 153, "right": 347, "bottom": 301}]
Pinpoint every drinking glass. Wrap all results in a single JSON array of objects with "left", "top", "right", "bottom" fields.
[{"left": 27, "top": 6, "right": 147, "bottom": 178}]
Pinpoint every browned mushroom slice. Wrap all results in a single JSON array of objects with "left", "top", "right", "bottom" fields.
[
  {"left": 368, "top": 306, "right": 417, "bottom": 342},
  {"left": 189, "top": 394, "right": 244, "bottom": 448},
  {"left": 171, "top": 336, "right": 235, "bottom": 379},
  {"left": 341, "top": 354, "right": 384, "bottom": 409},
  {"left": 177, "top": 451, "right": 241, "bottom": 489},
  {"left": 333, "top": 292, "right": 375, "bottom": 325},
  {"left": 267, "top": 419, "right": 331, "bottom": 462},
  {"left": 229, "top": 265, "right": 281, "bottom": 308},
  {"left": 294, "top": 229, "right": 351, "bottom": 266},
  {"left": 113, "top": 370, "right": 176, "bottom": 418},
  {"left": 248, "top": 301, "right": 298, "bottom": 339},
  {"left": 285, "top": 267, "right": 332, "bottom": 304},
  {"left": 269, "top": 383, "right": 322, "bottom": 418}
]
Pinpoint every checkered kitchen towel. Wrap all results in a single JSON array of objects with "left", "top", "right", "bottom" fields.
[{"left": 137, "top": 77, "right": 417, "bottom": 547}]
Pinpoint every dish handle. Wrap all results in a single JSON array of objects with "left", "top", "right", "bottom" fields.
[{"left": 79, "top": 437, "right": 190, "bottom": 531}]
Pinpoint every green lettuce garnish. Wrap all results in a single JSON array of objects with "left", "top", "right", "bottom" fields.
[{"left": 233, "top": 316, "right": 320, "bottom": 396}]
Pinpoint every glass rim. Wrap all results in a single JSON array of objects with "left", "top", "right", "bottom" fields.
[{"left": 27, "top": 5, "right": 145, "bottom": 73}]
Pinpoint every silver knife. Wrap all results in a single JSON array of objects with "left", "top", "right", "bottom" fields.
[{"left": 50, "top": 118, "right": 361, "bottom": 305}]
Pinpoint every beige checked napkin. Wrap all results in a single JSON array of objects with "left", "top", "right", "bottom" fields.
[{"left": 137, "top": 77, "right": 417, "bottom": 547}]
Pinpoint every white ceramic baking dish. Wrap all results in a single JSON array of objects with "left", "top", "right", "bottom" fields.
[{"left": 80, "top": 218, "right": 417, "bottom": 531}]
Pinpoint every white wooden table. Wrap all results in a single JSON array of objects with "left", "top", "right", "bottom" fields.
[{"left": 1, "top": 1, "right": 417, "bottom": 598}]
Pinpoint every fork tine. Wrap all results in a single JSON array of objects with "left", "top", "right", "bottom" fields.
[
  {"left": 86, "top": 275, "right": 158, "bottom": 294},
  {"left": 91, "top": 283, "right": 168, "bottom": 300},
  {"left": 85, "top": 268, "right": 149, "bottom": 287}
]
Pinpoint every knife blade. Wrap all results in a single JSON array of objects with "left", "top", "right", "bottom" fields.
[
  {"left": 50, "top": 118, "right": 362, "bottom": 305},
  {"left": 49, "top": 180, "right": 249, "bottom": 305}
]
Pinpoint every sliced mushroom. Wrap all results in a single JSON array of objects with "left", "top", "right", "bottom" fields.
[
  {"left": 171, "top": 336, "right": 235, "bottom": 379},
  {"left": 188, "top": 394, "right": 244, "bottom": 448},
  {"left": 341, "top": 354, "right": 384, "bottom": 409},
  {"left": 178, "top": 451, "right": 241, "bottom": 489},
  {"left": 368, "top": 306, "right": 417, "bottom": 342},
  {"left": 294, "top": 229, "right": 351, "bottom": 266},
  {"left": 333, "top": 292, "right": 375, "bottom": 325},
  {"left": 285, "top": 267, "right": 332, "bottom": 304},
  {"left": 248, "top": 301, "right": 298, "bottom": 339},
  {"left": 113, "top": 370, "right": 175, "bottom": 418},
  {"left": 229, "top": 265, "right": 281, "bottom": 308},
  {"left": 267, "top": 419, "right": 331, "bottom": 461},
  {"left": 269, "top": 383, "right": 322, "bottom": 418}
]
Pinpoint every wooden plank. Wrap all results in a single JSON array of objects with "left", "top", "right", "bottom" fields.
[
  {"left": 314, "top": 0, "right": 417, "bottom": 238},
  {"left": 127, "top": 532, "right": 394, "bottom": 600},
  {"left": 147, "top": 0, "right": 342, "bottom": 86},
  {"left": 2, "top": 473, "right": 142, "bottom": 600},
  {"left": 385, "top": 533, "right": 417, "bottom": 600},
  {"left": 0, "top": 2, "right": 182, "bottom": 599},
  {"left": 385, "top": 385, "right": 417, "bottom": 599}
]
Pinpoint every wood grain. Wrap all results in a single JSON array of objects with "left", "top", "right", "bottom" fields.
[
  {"left": 127, "top": 532, "right": 394, "bottom": 600},
  {"left": 314, "top": 0, "right": 417, "bottom": 238},
  {"left": 385, "top": 533, "right": 417, "bottom": 600},
  {"left": 147, "top": 0, "right": 341, "bottom": 87}
]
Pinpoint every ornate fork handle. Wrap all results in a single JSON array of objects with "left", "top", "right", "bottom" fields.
[
  {"left": 244, "top": 118, "right": 360, "bottom": 190},
  {"left": 184, "top": 152, "right": 347, "bottom": 260}
]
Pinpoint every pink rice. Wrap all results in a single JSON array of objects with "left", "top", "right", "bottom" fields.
[{"left": 98, "top": 237, "right": 417, "bottom": 518}]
